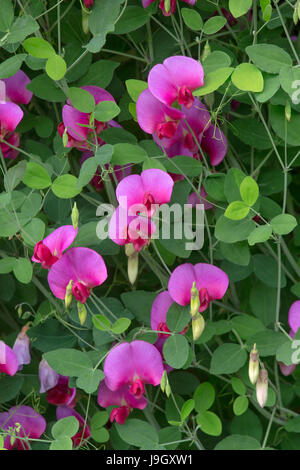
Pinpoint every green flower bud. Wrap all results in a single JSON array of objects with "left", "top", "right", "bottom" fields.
[
  {"left": 65, "top": 279, "right": 73, "bottom": 309},
  {"left": 248, "top": 343, "right": 259, "bottom": 385},
  {"left": 190, "top": 282, "right": 200, "bottom": 317},
  {"left": 77, "top": 302, "right": 87, "bottom": 326},
  {"left": 71, "top": 202, "right": 79, "bottom": 230},
  {"left": 192, "top": 313, "right": 205, "bottom": 341}
]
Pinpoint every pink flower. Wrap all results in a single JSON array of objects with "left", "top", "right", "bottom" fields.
[
  {"left": 2, "top": 70, "right": 33, "bottom": 105},
  {"left": 98, "top": 381, "right": 148, "bottom": 425},
  {"left": 0, "top": 340, "right": 18, "bottom": 376},
  {"left": 12, "top": 326, "right": 31, "bottom": 371},
  {"left": 0, "top": 406, "right": 46, "bottom": 450},
  {"left": 103, "top": 340, "right": 164, "bottom": 397},
  {"left": 32, "top": 225, "right": 78, "bottom": 269},
  {"left": 148, "top": 56, "right": 204, "bottom": 108},
  {"left": 0, "top": 132, "right": 20, "bottom": 159},
  {"left": 168, "top": 263, "right": 229, "bottom": 313},
  {"left": 47, "top": 247, "right": 107, "bottom": 303},
  {"left": 56, "top": 406, "right": 91, "bottom": 447},
  {"left": 279, "top": 301, "right": 300, "bottom": 376},
  {"left": 39, "top": 359, "right": 59, "bottom": 393},
  {"left": 46, "top": 375, "right": 76, "bottom": 407},
  {"left": 83, "top": 0, "right": 94, "bottom": 8},
  {"left": 142, "top": 0, "right": 196, "bottom": 16}
]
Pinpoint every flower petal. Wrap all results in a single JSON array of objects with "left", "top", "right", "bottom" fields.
[
  {"left": 201, "top": 125, "right": 227, "bottom": 166},
  {"left": 288, "top": 300, "right": 300, "bottom": 335},
  {"left": 151, "top": 291, "right": 173, "bottom": 330},
  {"left": 0, "top": 102, "right": 23, "bottom": 133},
  {"left": 3, "top": 70, "right": 33, "bottom": 105}
]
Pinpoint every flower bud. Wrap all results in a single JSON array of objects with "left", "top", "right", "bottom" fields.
[
  {"left": 82, "top": 9, "right": 90, "bottom": 35},
  {"left": 125, "top": 243, "right": 135, "bottom": 258},
  {"left": 65, "top": 279, "right": 73, "bottom": 309},
  {"left": 248, "top": 343, "right": 259, "bottom": 385},
  {"left": 12, "top": 325, "right": 31, "bottom": 371},
  {"left": 256, "top": 365, "right": 268, "bottom": 408},
  {"left": 190, "top": 282, "right": 200, "bottom": 317},
  {"left": 127, "top": 252, "right": 139, "bottom": 285},
  {"left": 71, "top": 202, "right": 79, "bottom": 230},
  {"left": 201, "top": 41, "right": 211, "bottom": 63},
  {"left": 62, "top": 126, "right": 68, "bottom": 147},
  {"left": 285, "top": 100, "right": 291, "bottom": 122},
  {"left": 192, "top": 313, "right": 205, "bottom": 341},
  {"left": 77, "top": 302, "right": 87, "bottom": 326}
]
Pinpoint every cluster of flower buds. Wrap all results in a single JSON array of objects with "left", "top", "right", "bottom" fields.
[{"left": 248, "top": 344, "right": 269, "bottom": 408}]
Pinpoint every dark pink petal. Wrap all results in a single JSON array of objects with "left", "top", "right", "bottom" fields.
[
  {"left": 182, "top": 0, "right": 196, "bottom": 4},
  {"left": 182, "top": 98, "right": 211, "bottom": 136},
  {"left": 279, "top": 362, "right": 296, "bottom": 376},
  {"left": 136, "top": 89, "right": 183, "bottom": 135},
  {"left": 0, "top": 132, "right": 20, "bottom": 159},
  {"left": 62, "top": 104, "right": 90, "bottom": 141},
  {"left": 48, "top": 247, "right": 107, "bottom": 300},
  {"left": 47, "top": 375, "right": 76, "bottom": 406},
  {"left": 3, "top": 70, "right": 33, "bottom": 105},
  {"left": 0, "top": 405, "right": 46, "bottom": 449},
  {"left": 288, "top": 300, "right": 300, "bottom": 335},
  {"left": 141, "top": 169, "right": 174, "bottom": 205},
  {"left": 148, "top": 56, "right": 204, "bottom": 107},
  {"left": 32, "top": 225, "right": 78, "bottom": 263},
  {"left": 104, "top": 340, "right": 164, "bottom": 391},
  {"left": 0, "top": 341, "right": 18, "bottom": 376},
  {"left": 98, "top": 381, "right": 147, "bottom": 410},
  {"left": 201, "top": 125, "right": 227, "bottom": 166},
  {"left": 142, "top": 0, "right": 155, "bottom": 6},
  {"left": 0, "top": 102, "right": 23, "bottom": 133},
  {"left": 151, "top": 291, "right": 173, "bottom": 330}
]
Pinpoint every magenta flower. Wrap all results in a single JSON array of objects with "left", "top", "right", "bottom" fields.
[
  {"left": 142, "top": 0, "right": 195, "bottom": 16},
  {"left": 32, "top": 225, "right": 78, "bottom": 269},
  {"left": 39, "top": 359, "right": 59, "bottom": 393},
  {"left": 136, "top": 89, "right": 184, "bottom": 140},
  {"left": 109, "top": 206, "right": 156, "bottom": 252},
  {"left": 56, "top": 406, "right": 91, "bottom": 447},
  {"left": 279, "top": 301, "right": 300, "bottom": 376},
  {"left": 0, "top": 85, "right": 23, "bottom": 138},
  {"left": 0, "top": 406, "right": 46, "bottom": 450},
  {"left": 98, "top": 381, "right": 148, "bottom": 425},
  {"left": 46, "top": 375, "right": 76, "bottom": 407},
  {"left": 12, "top": 326, "right": 31, "bottom": 371},
  {"left": 168, "top": 263, "right": 229, "bottom": 313},
  {"left": 83, "top": 0, "right": 94, "bottom": 8},
  {"left": 3, "top": 70, "right": 33, "bottom": 105},
  {"left": 0, "top": 131, "right": 20, "bottom": 159},
  {"left": 151, "top": 291, "right": 173, "bottom": 338},
  {"left": 47, "top": 247, "right": 107, "bottom": 303},
  {"left": 0, "top": 340, "right": 18, "bottom": 376},
  {"left": 148, "top": 56, "right": 204, "bottom": 108},
  {"left": 103, "top": 340, "right": 164, "bottom": 398},
  {"left": 188, "top": 187, "right": 214, "bottom": 211},
  {"left": 62, "top": 86, "right": 115, "bottom": 143},
  {"left": 116, "top": 168, "right": 174, "bottom": 217}
]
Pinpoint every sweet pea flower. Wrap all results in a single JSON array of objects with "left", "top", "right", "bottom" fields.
[
  {"left": 168, "top": 263, "right": 229, "bottom": 313},
  {"left": 83, "top": 0, "right": 94, "bottom": 8},
  {"left": 142, "top": 0, "right": 195, "bottom": 16},
  {"left": 2, "top": 70, "right": 33, "bottom": 105},
  {"left": 98, "top": 381, "right": 148, "bottom": 425},
  {"left": 0, "top": 132, "right": 20, "bottom": 159},
  {"left": 0, "top": 81, "right": 23, "bottom": 140},
  {"left": 136, "top": 89, "right": 184, "bottom": 140},
  {"left": 56, "top": 406, "right": 91, "bottom": 447},
  {"left": 32, "top": 225, "right": 78, "bottom": 269},
  {"left": 62, "top": 86, "right": 115, "bottom": 144},
  {"left": 0, "top": 405, "right": 46, "bottom": 450},
  {"left": 279, "top": 301, "right": 300, "bottom": 376},
  {"left": 12, "top": 326, "right": 31, "bottom": 371},
  {"left": 148, "top": 56, "right": 204, "bottom": 109},
  {"left": 46, "top": 375, "right": 76, "bottom": 407},
  {"left": 39, "top": 359, "right": 59, "bottom": 393},
  {"left": 103, "top": 340, "right": 164, "bottom": 398},
  {"left": 0, "top": 340, "right": 18, "bottom": 376},
  {"left": 109, "top": 206, "right": 156, "bottom": 252},
  {"left": 116, "top": 168, "right": 174, "bottom": 217},
  {"left": 47, "top": 247, "right": 107, "bottom": 304}
]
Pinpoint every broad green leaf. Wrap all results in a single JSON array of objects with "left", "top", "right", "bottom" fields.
[
  {"left": 0, "top": 257, "right": 16, "bottom": 274},
  {"left": 6, "top": 15, "right": 39, "bottom": 44},
  {"left": 92, "top": 315, "right": 111, "bottom": 331},
  {"left": 215, "top": 216, "right": 255, "bottom": 243},
  {"left": 0, "top": 54, "right": 27, "bottom": 79},
  {"left": 269, "top": 105, "right": 300, "bottom": 147},
  {"left": 232, "top": 118, "right": 272, "bottom": 149},
  {"left": 215, "top": 435, "right": 261, "bottom": 450},
  {"left": 210, "top": 343, "right": 247, "bottom": 375},
  {"left": 125, "top": 79, "right": 148, "bottom": 102},
  {"left": 248, "top": 225, "right": 272, "bottom": 246},
  {"left": 68, "top": 87, "right": 95, "bottom": 113},
  {"left": 240, "top": 176, "right": 259, "bottom": 206},
  {"left": 225, "top": 201, "right": 250, "bottom": 220},
  {"left": 253, "top": 254, "right": 286, "bottom": 288},
  {"left": 229, "top": 0, "right": 252, "bottom": 18},
  {"left": 76, "top": 369, "right": 104, "bottom": 394},
  {"left": 46, "top": 54, "right": 67, "bottom": 81},
  {"left": 233, "top": 396, "right": 249, "bottom": 416},
  {"left": 196, "top": 411, "right": 222, "bottom": 436},
  {"left": 44, "top": 348, "right": 93, "bottom": 376},
  {"left": 181, "top": 399, "right": 195, "bottom": 421},
  {"left": 203, "top": 16, "right": 226, "bottom": 34},
  {"left": 111, "top": 143, "right": 148, "bottom": 165},
  {"left": 26, "top": 74, "right": 66, "bottom": 102},
  {"left": 193, "top": 382, "right": 215, "bottom": 413},
  {"left": 163, "top": 155, "right": 202, "bottom": 176},
  {"left": 115, "top": 419, "right": 159, "bottom": 448},
  {"left": 181, "top": 8, "right": 203, "bottom": 30},
  {"left": 94, "top": 101, "right": 120, "bottom": 122},
  {"left": 13, "top": 258, "right": 33, "bottom": 284},
  {"left": 163, "top": 335, "right": 190, "bottom": 369},
  {"left": 166, "top": 304, "right": 190, "bottom": 333},
  {"left": 22, "top": 162, "right": 51, "bottom": 190},
  {"left": 255, "top": 74, "right": 280, "bottom": 103},
  {"left": 203, "top": 51, "right": 232, "bottom": 75},
  {"left": 111, "top": 318, "right": 131, "bottom": 334},
  {"left": 231, "top": 377, "right": 246, "bottom": 395},
  {"left": 232, "top": 63, "right": 264, "bottom": 92},
  {"left": 0, "top": 0, "right": 14, "bottom": 32},
  {"left": 0, "top": 375, "right": 24, "bottom": 403},
  {"left": 193, "top": 67, "right": 233, "bottom": 96},
  {"left": 220, "top": 241, "right": 250, "bottom": 266},
  {"left": 78, "top": 60, "right": 119, "bottom": 88},
  {"left": 114, "top": 6, "right": 148, "bottom": 34},
  {"left": 231, "top": 315, "right": 265, "bottom": 340},
  {"left": 87, "top": 0, "right": 123, "bottom": 53},
  {"left": 23, "top": 37, "right": 55, "bottom": 59},
  {"left": 50, "top": 437, "right": 73, "bottom": 450},
  {"left": 52, "top": 416, "right": 79, "bottom": 439},
  {"left": 52, "top": 175, "right": 82, "bottom": 199},
  {"left": 270, "top": 214, "right": 297, "bottom": 235},
  {"left": 246, "top": 44, "right": 292, "bottom": 74},
  {"left": 246, "top": 329, "right": 286, "bottom": 356}
]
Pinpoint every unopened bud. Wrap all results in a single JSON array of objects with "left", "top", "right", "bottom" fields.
[
  {"left": 248, "top": 343, "right": 259, "bottom": 385},
  {"left": 201, "top": 41, "right": 211, "bottom": 63},
  {"left": 82, "top": 9, "right": 90, "bottom": 35},
  {"left": 256, "top": 364, "right": 268, "bottom": 408},
  {"left": 125, "top": 243, "right": 135, "bottom": 257},
  {"left": 160, "top": 370, "right": 167, "bottom": 393},
  {"left": 62, "top": 127, "right": 68, "bottom": 147},
  {"left": 293, "top": 6, "right": 298, "bottom": 24},
  {"left": 71, "top": 202, "right": 79, "bottom": 230},
  {"left": 17, "top": 305, "right": 23, "bottom": 317},
  {"left": 65, "top": 279, "right": 73, "bottom": 309},
  {"left": 285, "top": 100, "right": 291, "bottom": 122},
  {"left": 127, "top": 252, "right": 138, "bottom": 285},
  {"left": 190, "top": 282, "right": 200, "bottom": 317},
  {"left": 164, "top": 0, "right": 171, "bottom": 14},
  {"left": 192, "top": 313, "right": 205, "bottom": 341},
  {"left": 77, "top": 302, "right": 87, "bottom": 326}
]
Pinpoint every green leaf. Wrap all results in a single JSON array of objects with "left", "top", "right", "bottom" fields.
[
  {"left": 253, "top": 254, "right": 286, "bottom": 288},
  {"left": 0, "top": 257, "right": 16, "bottom": 274},
  {"left": 166, "top": 304, "right": 190, "bottom": 333},
  {"left": 229, "top": 0, "right": 252, "bottom": 18},
  {"left": 220, "top": 241, "right": 250, "bottom": 266},
  {"left": 231, "top": 377, "right": 246, "bottom": 395},
  {"left": 78, "top": 60, "right": 119, "bottom": 88},
  {"left": 203, "top": 16, "right": 226, "bottom": 35},
  {"left": 46, "top": 54, "right": 67, "bottom": 81},
  {"left": 269, "top": 105, "right": 300, "bottom": 147},
  {"left": 246, "top": 329, "right": 286, "bottom": 356},
  {"left": 276, "top": 340, "right": 294, "bottom": 366},
  {"left": 246, "top": 44, "right": 292, "bottom": 74},
  {"left": 163, "top": 155, "right": 202, "bottom": 176},
  {"left": 193, "top": 67, "right": 233, "bottom": 96},
  {"left": 23, "top": 37, "right": 55, "bottom": 59},
  {"left": 52, "top": 175, "right": 82, "bottom": 199},
  {"left": 250, "top": 283, "right": 276, "bottom": 326},
  {"left": 255, "top": 74, "right": 280, "bottom": 103},
  {"left": 114, "top": 6, "right": 148, "bottom": 34},
  {"left": 181, "top": 399, "right": 195, "bottom": 421},
  {"left": 248, "top": 225, "right": 272, "bottom": 246},
  {"left": 285, "top": 417, "right": 300, "bottom": 433},
  {"left": 181, "top": 8, "right": 203, "bottom": 30},
  {"left": 215, "top": 435, "right": 261, "bottom": 450},
  {"left": 111, "top": 318, "right": 131, "bottom": 334},
  {"left": 0, "top": 375, "right": 24, "bottom": 403},
  {"left": 91, "top": 411, "right": 110, "bottom": 443},
  {"left": 215, "top": 216, "right": 255, "bottom": 243},
  {"left": 44, "top": 348, "right": 93, "bottom": 377},
  {"left": 26, "top": 74, "right": 66, "bottom": 102},
  {"left": 68, "top": 87, "right": 95, "bottom": 113},
  {"left": 233, "top": 396, "right": 249, "bottom": 416},
  {"left": 270, "top": 214, "right": 297, "bottom": 235},
  {"left": 204, "top": 173, "right": 226, "bottom": 201},
  {"left": 115, "top": 419, "right": 159, "bottom": 448},
  {"left": 126, "top": 79, "right": 148, "bottom": 102},
  {"left": 87, "top": 0, "right": 123, "bottom": 53},
  {"left": 210, "top": 344, "right": 247, "bottom": 375},
  {"left": 232, "top": 118, "right": 272, "bottom": 150},
  {"left": 92, "top": 315, "right": 111, "bottom": 331},
  {"left": 163, "top": 335, "right": 190, "bottom": 369},
  {"left": 94, "top": 101, "right": 120, "bottom": 122},
  {"left": 23, "top": 162, "right": 51, "bottom": 190},
  {"left": 111, "top": 143, "right": 148, "bottom": 165},
  {"left": 76, "top": 369, "right": 104, "bottom": 394},
  {"left": 193, "top": 382, "right": 215, "bottom": 413},
  {"left": 231, "top": 315, "right": 265, "bottom": 340},
  {"left": 232, "top": 63, "right": 264, "bottom": 92},
  {"left": 203, "top": 51, "right": 231, "bottom": 75},
  {"left": 50, "top": 438, "right": 73, "bottom": 450},
  {"left": 52, "top": 416, "right": 79, "bottom": 439},
  {"left": 240, "top": 176, "right": 259, "bottom": 206},
  {"left": 196, "top": 411, "right": 222, "bottom": 436},
  {"left": 225, "top": 201, "right": 250, "bottom": 220},
  {"left": 0, "top": 54, "right": 27, "bottom": 79},
  {"left": 0, "top": 0, "right": 14, "bottom": 32},
  {"left": 5, "top": 161, "right": 27, "bottom": 191},
  {"left": 6, "top": 15, "right": 39, "bottom": 44},
  {"left": 22, "top": 218, "right": 45, "bottom": 246},
  {"left": 13, "top": 258, "right": 33, "bottom": 284},
  {"left": 279, "top": 65, "right": 300, "bottom": 100}
]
